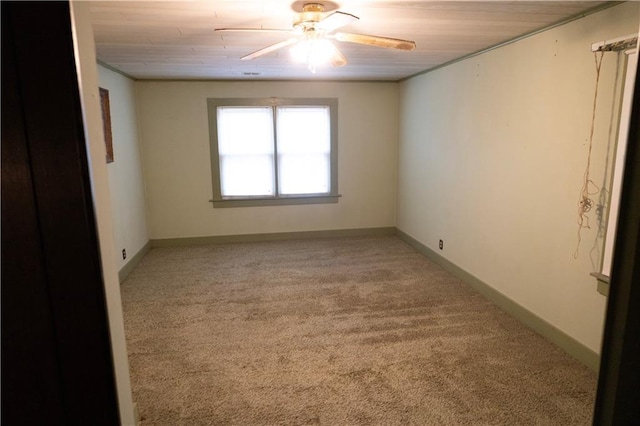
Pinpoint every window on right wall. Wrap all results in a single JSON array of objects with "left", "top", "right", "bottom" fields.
[
  {"left": 601, "top": 50, "right": 637, "bottom": 279},
  {"left": 589, "top": 47, "right": 638, "bottom": 296}
]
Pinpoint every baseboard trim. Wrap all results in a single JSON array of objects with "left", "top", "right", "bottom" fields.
[
  {"left": 396, "top": 229, "right": 600, "bottom": 372},
  {"left": 132, "top": 402, "right": 141, "bottom": 426},
  {"left": 118, "top": 241, "right": 151, "bottom": 283},
  {"left": 150, "top": 227, "right": 397, "bottom": 247}
]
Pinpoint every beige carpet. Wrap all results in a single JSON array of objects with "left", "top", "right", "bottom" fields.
[{"left": 121, "top": 236, "right": 596, "bottom": 425}]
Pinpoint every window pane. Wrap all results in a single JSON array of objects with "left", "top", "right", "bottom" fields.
[
  {"left": 220, "top": 154, "right": 274, "bottom": 196},
  {"left": 278, "top": 154, "right": 330, "bottom": 194},
  {"left": 217, "top": 107, "right": 273, "bottom": 155},
  {"left": 277, "top": 107, "right": 330, "bottom": 154},
  {"left": 276, "top": 107, "right": 331, "bottom": 194},
  {"left": 217, "top": 107, "right": 274, "bottom": 197}
]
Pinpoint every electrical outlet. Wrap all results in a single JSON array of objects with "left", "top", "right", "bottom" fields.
[
  {"left": 122, "top": 249, "right": 127, "bottom": 260},
  {"left": 439, "top": 240, "right": 443, "bottom": 250}
]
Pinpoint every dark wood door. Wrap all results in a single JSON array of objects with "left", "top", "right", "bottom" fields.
[
  {"left": 593, "top": 50, "right": 640, "bottom": 424},
  {"left": 1, "top": 2, "right": 120, "bottom": 424}
]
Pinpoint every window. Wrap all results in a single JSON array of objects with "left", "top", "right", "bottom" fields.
[
  {"left": 588, "top": 38, "right": 637, "bottom": 296},
  {"left": 208, "top": 98, "right": 339, "bottom": 207},
  {"left": 599, "top": 50, "right": 637, "bottom": 279}
]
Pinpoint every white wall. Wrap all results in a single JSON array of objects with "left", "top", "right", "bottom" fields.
[
  {"left": 70, "top": 2, "right": 136, "bottom": 424},
  {"left": 98, "top": 65, "right": 150, "bottom": 269},
  {"left": 397, "top": 2, "right": 640, "bottom": 353},
  {"left": 136, "top": 81, "right": 399, "bottom": 239}
]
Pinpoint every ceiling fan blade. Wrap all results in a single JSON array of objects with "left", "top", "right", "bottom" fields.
[
  {"left": 316, "top": 11, "right": 359, "bottom": 32},
  {"left": 334, "top": 32, "right": 416, "bottom": 51},
  {"left": 215, "top": 28, "right": 291, "bottom": 34},
  {"left": 241, "top": 38, "right": 299, "bottom": 61},
  {"left": 331, "top": 48, "right": 347, "bottom": 67}
]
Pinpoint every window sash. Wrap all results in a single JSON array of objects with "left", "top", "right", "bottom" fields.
[
  {"left": 216, "top": 106, "right": 275, "bottom": 197},
  {"left": 276, "top": 106, "right": 331, "bottom": 196}
]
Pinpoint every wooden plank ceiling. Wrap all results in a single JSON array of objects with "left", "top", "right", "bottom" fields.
[{"left": 89, "top": 1, "right": 613, "bottom": 81}]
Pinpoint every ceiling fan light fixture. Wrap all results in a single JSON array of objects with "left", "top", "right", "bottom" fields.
[
  {"left": 290, "top": 38, "right": 340, "bottom": 73},
  {"left": 217, "top": 2, "right": 415, "bottom": 73}
]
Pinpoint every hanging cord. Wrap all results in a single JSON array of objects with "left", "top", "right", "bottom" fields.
[{"left": 574, "top": 51, "right": 604, "bottom": 259}]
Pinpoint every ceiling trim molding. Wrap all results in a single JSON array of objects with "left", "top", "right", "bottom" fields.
[
  {"left": 400, "top": 1, "right": 624, "bottom": 83},
  {"left": 133, "top": 78, "right": 401, "bottom": 84},
  {"left": 97, "top": 60, "right": 138, "bottom": 81}
]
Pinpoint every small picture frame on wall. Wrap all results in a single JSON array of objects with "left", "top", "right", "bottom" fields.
[{"left": 99, "top": 87, "right": 114, "bottom": 163}]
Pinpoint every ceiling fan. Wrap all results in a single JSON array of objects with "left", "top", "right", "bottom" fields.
[{"left": 215, "top": 3, "right": 416, "bottom": 72}]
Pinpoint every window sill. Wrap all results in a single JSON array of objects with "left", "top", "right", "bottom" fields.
[
  {"left": 210, "top": 194, "right": 341, "bottom": 208},
  {"left": 590, "top": 272, "right": 610, "bottom": 297}
]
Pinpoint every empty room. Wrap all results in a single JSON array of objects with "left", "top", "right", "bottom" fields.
[{"left": 4, "top": 1, "right": 639, "bottom": 425}]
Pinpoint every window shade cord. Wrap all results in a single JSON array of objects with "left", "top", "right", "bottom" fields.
[{"left": 575, "top": 51, "right": 604, "bottom": 260}]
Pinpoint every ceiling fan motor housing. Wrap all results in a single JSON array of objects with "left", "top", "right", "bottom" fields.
[{"left": 294, "top": 3, "right": 325, "bottom": 30}]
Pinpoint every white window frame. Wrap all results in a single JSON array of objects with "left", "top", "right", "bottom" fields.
[
  {"left": 207, "top": 98, "right": 339, "bottom": 208},
  {"left": 601, "top": 49, "right": 637, "bottom": 277}
]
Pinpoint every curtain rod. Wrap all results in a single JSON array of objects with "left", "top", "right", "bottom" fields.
[{"left": 592, "top": 33, "right": 638, "bottom": 52}]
